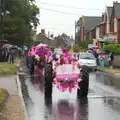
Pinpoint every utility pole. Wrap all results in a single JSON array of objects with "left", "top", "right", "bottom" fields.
[
  {"left": 0, "top": 0, "right": 3, "bottom": 39},
  {"left": 75, "top": 21, "right": 77, "bottom": 44}
]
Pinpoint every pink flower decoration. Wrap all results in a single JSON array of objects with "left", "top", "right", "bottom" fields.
[{"left": 77, "top": 78, "right": 81, "bottom": 82}]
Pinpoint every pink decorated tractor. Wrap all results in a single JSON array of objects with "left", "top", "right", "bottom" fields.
[
  {"left": 27, "top": 45, "right": 89, "bottom": 98},
  {"left": 52, "top": 48, "right": 89, "bottom": 98}
]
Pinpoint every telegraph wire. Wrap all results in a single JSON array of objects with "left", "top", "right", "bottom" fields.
[
  {"left": 37, "top": 1, "right": 102, "bottom": 11},
  {"left": 40, "top": 7, "right": 81, "bottom": 16}
]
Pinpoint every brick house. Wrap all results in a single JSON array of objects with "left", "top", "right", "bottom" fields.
[
  {"left": 99, "top": 5, "right": 117, "bottom": 43},
  {"left": 110, "top": 2, "right": 120, "bottom": 43},
  {"left": 92, "top": 6, "right": 113, "bottom": 44},
  {"left": 75, "top": 16, "right": 102, "bottom": 43},
  {"left": 96, "top": 2, "right": 120, "bottom": 44},
  {"left": 106, "top": 7, "right": 113, "bottom": 34},
  {"left": 87, "top": 2, "right": 120, "bottom": 44}
]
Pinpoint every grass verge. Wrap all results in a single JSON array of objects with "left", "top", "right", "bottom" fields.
[{"left": 0, "top": 63, "right": 17, "bottom": 75}]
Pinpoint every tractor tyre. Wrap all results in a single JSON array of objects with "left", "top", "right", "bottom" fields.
[
  {"left": 77, "top": 65, "right": 89, "bottom": 98},
  {"left": 44, "top": 63, "right": 53, "bottom": 97}
]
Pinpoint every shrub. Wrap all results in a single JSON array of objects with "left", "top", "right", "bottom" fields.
[
  {"left": 102, "top": 44, "right": 120, "bottom": 55},
  {"left": 73, "top": 44, "right": 81, "bottom": 52},
  {"left": 73, "top": 40, "right": 93, "bottom": 52},
  {"left": 0, "top": 88, "right": 9, "bottom": 111}
]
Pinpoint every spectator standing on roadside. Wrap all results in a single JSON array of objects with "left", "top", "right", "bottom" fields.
[
  {"left": 9, "top": 49, "right": 14, "bottom": 64},
  {"left": 108, "top": 52, "right": 114, "bottom": 69},
  {"left": 93, "top": 51, "right": 99, "bottom": 65},
  {"left": 77, "top": 53, "right": 79, "bottom": 60}
]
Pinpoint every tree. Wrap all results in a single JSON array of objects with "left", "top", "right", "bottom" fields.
[
  {"left": 73, "top": 40, "right": 93, "bottom": 52},
  {"left": 61, "top": 33, "right": 70, "bottom": 39},
  {"left": 2, "top": 0, "right": 40, "bottom": 45},
  {"left": 78, "top": 40, "right": 93, "bottom": 49}
]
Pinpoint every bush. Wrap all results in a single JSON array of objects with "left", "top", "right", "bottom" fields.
[
  {"left": 0, "top": 88, "right": 9, "bottom": 111},
  {"left": 73, "top": 44, "right": 81, "bottom": 52},
  {"left": 73, "top": 40, "right": 93, "bottom": 52},
  {"left": 102, "top": 44, "right": 120, "bottom": 55},
  {"left": 0, "top": 89, "right": 8, "bottom": 104},
  {"left": 79, "top": 40, "right": 93, "bottom": 49}
]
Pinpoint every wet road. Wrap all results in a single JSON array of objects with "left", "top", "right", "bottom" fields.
[{"left": 18, "top": 63, "right": 120, "bottom": 120}]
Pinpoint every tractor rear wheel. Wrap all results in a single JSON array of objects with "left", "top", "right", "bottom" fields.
[
  {"left": 44, "top": 63, "right": 53, "bottom": 97},
  {"left": 77, "top": 65, "right": 89, "bottom": 98}
]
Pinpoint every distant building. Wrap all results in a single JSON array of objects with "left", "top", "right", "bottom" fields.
[
  {"left": 36, "top": 29, "right": 56, "bottom": 47},
  {"left": 55, "top": 34, "right": 75, "bottom": 47},
  {"left": 36, "top": 29, "right": 75, "bottom": 47}
]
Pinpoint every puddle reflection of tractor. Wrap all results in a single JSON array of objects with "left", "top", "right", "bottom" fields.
[{"left": 26, "top": 44, "right": 89, "bottom": 98}]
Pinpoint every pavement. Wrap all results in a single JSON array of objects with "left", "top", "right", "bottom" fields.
[
  {"left": 0, "top": 56, "right": 25, "bottom": 95},
  {"left": 0, "top": 59, "right": 25, "bottom": 120},
  {"left": 0, "top": 75, "right": 18, "bottom": 95}
]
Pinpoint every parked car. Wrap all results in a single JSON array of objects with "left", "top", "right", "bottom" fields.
[{"left": 78, "top": 53, "right": 97, "bottom": 71}]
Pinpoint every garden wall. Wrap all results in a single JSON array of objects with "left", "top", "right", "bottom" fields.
[{"left": 104, "top": 55, "right": 120, "bottom": 67}]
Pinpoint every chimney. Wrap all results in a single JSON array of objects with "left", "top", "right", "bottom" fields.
[
  {"left": 102, "top": 13, "right": 105, "bottom": 22},
  {"left": 113, "top": 1, "right": 118, "bottom": 4},
  {"left": 50, "top": 34, "right": 53, "bottom": 38},
  {"left": 41, "top": 29, "right": 45, "bottom": 34}
]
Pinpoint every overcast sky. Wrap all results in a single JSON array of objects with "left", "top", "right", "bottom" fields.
[{"left": 35, "top": 0, "right": 120, "bottom": 38}]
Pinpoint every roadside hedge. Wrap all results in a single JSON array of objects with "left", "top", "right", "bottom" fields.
[
  {"left": 102, "top": 44, "right": 120, "bottom": 55},
  {"left": 0, "top": 88, "right": 9, "bottom": 111}
]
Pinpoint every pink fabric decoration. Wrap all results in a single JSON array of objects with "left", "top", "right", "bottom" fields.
[{"left": 54, "top": 77, "right": 81, "bottom": 93}]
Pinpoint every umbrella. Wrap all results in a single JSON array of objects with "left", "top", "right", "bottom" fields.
[
  {"left": 36, "top": 43, "right": 48, "bottom": 49},
  {"left": 35, "top": 43, "right": 50, "bottom": 56},
  {"left": 92, "top": 45, "right": 99, "bottom": 49},
  {"left": 99, "top": 51, "right": 106, "bottom": 54},
  {"left": 4, "top": 44, "right": 12, "bottom": 49},
  {"left": 104, "top": 50, "right": 112, "bottom": 54},
  {"left": 0, "top": 39, "right": 8, "bottom": 43}
]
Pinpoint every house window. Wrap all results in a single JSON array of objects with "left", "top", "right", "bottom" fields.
[
  {"left": 106, "top": 21, "right": 110, "bottom": 33},
  {"left": 114, "top": 19, "right": 117, "bottom": 33},
  {"left": 96, "top": 27, "right": 100, "bottom": 39}
]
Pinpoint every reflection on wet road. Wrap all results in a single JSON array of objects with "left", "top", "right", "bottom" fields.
[{"left": 19, "top": 70, "right": 120, "bottom": 120}]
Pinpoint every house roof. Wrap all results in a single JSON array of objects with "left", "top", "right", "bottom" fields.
[
  {"left": 114, "top": 3, "right": 120, "bottom": 19},
  {"left": 107, "top": 7, "right": 113, "bottom": 19},
  {"left": 37, "top": 33, "right": 55, "bottom": 41},
  {"left": 84, "top": 16, "right": 102, "bottom": 30},
  {"left": 77, "top": 16, "right": 102, "bottom": 30}
]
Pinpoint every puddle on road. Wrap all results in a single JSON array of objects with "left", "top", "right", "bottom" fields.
[{"left": 19, "top": 72, "right": 120, "bottom": 120}]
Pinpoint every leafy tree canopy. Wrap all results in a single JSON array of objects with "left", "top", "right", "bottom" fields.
[{"left": 2, "top": 0, "right": 40, "bottom": 45}]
